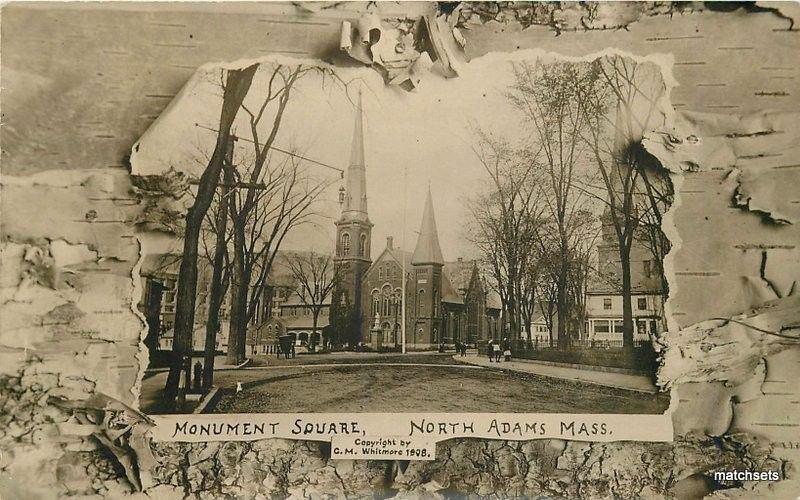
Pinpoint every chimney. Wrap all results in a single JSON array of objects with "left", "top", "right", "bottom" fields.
[{"left": 386, "top": 236, "right": 394, "bottom": 249}]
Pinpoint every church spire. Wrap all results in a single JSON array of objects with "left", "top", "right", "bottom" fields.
[
  {"left": 412, "top": 187, "right": 445, "bottom": 266},
  {"left": 341, "top": 90, "right": 368, "bottom": 222}
]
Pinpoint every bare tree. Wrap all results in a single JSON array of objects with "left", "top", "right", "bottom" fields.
[
  {"left": 466, "top": 132, "right": 545, "bottom": 342},
  {"left": 223, "top": 64, "right": 335, "bottom": 365},
  {"left": 506, "top": 60, "right": 597, "bottom": 349},
  {"left": 635, "top": 150, "right": 674, "bottom": 310},
  {"left": 198, "top": 139, "right": 236, "bottom": 389},
  {"left": 285, "top": 252, "right": 340, "bottom": 351},
  {"left": 527, "top": 210, "right": 598, "bottom": 346},
  {"left": 564, "top": 210, "right": 600, "bottom": 340},
  {"left": 164, "top": 65, "right": 257, "bottom": 406},
  {"left": 573, "top": 56, "right": 668, "bottom": 355}
]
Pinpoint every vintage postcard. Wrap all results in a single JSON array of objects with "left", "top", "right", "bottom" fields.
[{"left": 3, "top": 1, "right": 799, "bottom": 497}]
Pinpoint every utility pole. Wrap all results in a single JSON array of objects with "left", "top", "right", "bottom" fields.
[
  {"left": 401, "top": 163, "right": 407, "bottom": 354},
  {"left": 190, "top": 136, "right": 329, "bottom": 388},
  {"left": 201, "top": 136, "right": 236, "bottom": 390}
]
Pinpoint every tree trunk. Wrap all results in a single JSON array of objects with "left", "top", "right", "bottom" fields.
[
  {"left": 202, "top": 154, "right": 234, "bottom": 389},
  {"left": 164, "top": 65, "right": 257, "bottom": 406},
  {"left": 238, "top": 267, "right": 253, "bottom": 361},
  {"left": 311, "top": 311, "right": 319, "bottom": 352},
  {"left": 226, "top": 223, "right": 248, "bottom": 366},
  {"left": 620, "top": 245, "right": 635, "bottom": 357},
  {"left": 545, "top": 290, "right": 556, "bottom": 347},
  {"left": 556, "top": 265, "right": 568, "bottom": 349},
  {"left": 522, "top": 293, "right": 533, "bottom": 341}
]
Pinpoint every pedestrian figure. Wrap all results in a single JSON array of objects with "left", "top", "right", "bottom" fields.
[
  {"left": 460, "top": 342, "right": 467, "bottom": 357},
  {"left": 503, "top": 337, "right": 512, "bottom": 362},
  {"left": 487, "top": 340, "right": 494, "bottom": 362},
  {"left": 181, "top": 355, "right": 192, "bottom": 389},
  {"left": 236, "top": 382, "right": 243, "bottom": 394},
  {"left": 493, "top": 340, "right": 502, "bottom": 362},
  {"left": 291, "top": 342, "right": 296, "bottom": 359},
  {"left": 192, "top": 361, "right": 202, "bottom": 392}
]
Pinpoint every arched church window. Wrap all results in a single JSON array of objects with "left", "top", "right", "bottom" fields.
[
  {"left": 433, "top": 288, "right": 439, "bottom": 316},
  {"left": 417, "top": 289, "right": 425, "bottom": 316},
  {"left": 359, "top": 233, "right": 367, "bottom": 257},
  {"left": 372, "top": 290, "right": 379, "bottom": 316},
  {"left": 341, "top": 232, "right": 351, "bottom": 255},
  {"left": 381, "top": 285, "right": 392, "bottom": 316},
  {"left": 394, "top": 288, "right": 402, "bottom": 315}
]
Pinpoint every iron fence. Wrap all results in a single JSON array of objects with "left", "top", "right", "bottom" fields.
[
  {"left": 509, "top": 338, "right": 651, "bottom": 351},
  {"left": 478, "top": 337, "right": 657, "bottom": 373}
]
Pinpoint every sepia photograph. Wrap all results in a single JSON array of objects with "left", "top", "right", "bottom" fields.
[
  {"left": 2, "top": 1, "right": 798, "bottom": 497},
  {"left": 134, "top": 52, "right": 672, "bottom": 416}
]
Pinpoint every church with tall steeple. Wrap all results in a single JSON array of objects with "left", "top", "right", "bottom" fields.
[
  {"left": 333, "top": 91, "right": 373, "bottom": 341},
  {"left": 332, "top": 91, "right": 501, "bottom": 350}
]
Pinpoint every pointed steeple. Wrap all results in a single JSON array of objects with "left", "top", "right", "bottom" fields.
[
  {"left": 341, "top": 90, "right": 369, "bottom": 222},
  {"left": 412, "top": 187, "right": 445, "bottom": 266}
]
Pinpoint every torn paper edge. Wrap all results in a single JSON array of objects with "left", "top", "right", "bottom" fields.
[
  {"left": 131, "top": 235, "right": 150, "bottom": 409},
  {"left": 130, "top": 48, "right": 679, "bottom": 443}
]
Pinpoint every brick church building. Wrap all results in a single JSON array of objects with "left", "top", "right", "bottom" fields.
[{"left": 331, "top": 94, "right": 500, "bottom": 350}]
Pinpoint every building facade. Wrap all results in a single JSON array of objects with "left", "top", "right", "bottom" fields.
[
  {"left": 246, "top": 250, "right": 336, "bottom": 352},
  {"left": 528, "top": 202, "right": 666, "bottom": 346},
  {"left": 332, "top": 94, "right": 499, "bottom": 350},
  {"left": 139, "top": 254, "right": 231, "bottom": 354},
  {"left": 585, "top": 202, "right": 666, "bottom": 343},
  {"left": 142, "top": 94, "right": 504, "bottom": 357}
]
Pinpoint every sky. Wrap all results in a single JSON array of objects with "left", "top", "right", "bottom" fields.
[{"left": 132, "top": 50, "right": 668, "bottom": 261}]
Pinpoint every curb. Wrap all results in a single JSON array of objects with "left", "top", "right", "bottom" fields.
[
  {"left": 454, "top": 355, "right": 657, "bottom": 394},
  {"left": 193, "top": 386, "right": 221, "bottom": 414},
  {"left": 144, "top": 357, "right": 251, "bottom": 376},
  {"left": 507, "top": 357, "right": 648, "bottom": 376},
  {"left": 229, "top": 358, "right": 251, "bottom": 370},
  {"left": 471, "top": 352, "right": 647, "bottom": 376}
]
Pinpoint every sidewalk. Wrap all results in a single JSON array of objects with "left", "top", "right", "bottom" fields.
[
  {"left": 143, "top": 356, "right": 250, "bottom": 375},
  {"left": 455, "top": 354, "right": 658, "bottom": 394}
]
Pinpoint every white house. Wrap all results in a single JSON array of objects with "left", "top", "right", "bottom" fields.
[{"left": 584, "top": 291, "right": 662, "bottom": 342}]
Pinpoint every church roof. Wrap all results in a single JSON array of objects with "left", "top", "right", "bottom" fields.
[
  {"left": 265, "top": 251, "right": 301, "bottom": 287},
  {"left": 279, "top": 294, "right": 333, "bottom": 307},
  {"left": 486, "top": 292, "right": 502, "bottom": 310},
  {"left": 586, "top": 260, "right": 663, "bottom": 295},
  {"left": 386, "top": 247, "right": 413, "bottom": 270},
  {"left": 340, "top": 90, "right": 369, "bottom": 222},
  {"left": 443, "top": 259, "right": 475, "bottom": 292},
  {"left": 441, "top": 273, "right": 463, "bottom": 304},
  {"left": 349, "top": 91, "right": 365, "bottom": 171},
  {"left": 280, "top": 314, "right": 331, "bottom": 330},
  {"left": 266, "top": 250, "right": 336, "bottom": 291},
  {"left": 367, "top": 244, "right": 413, "bottom": 278},
  {"left": 411, "top": 188, "right": 445, "bottom": 266}
]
